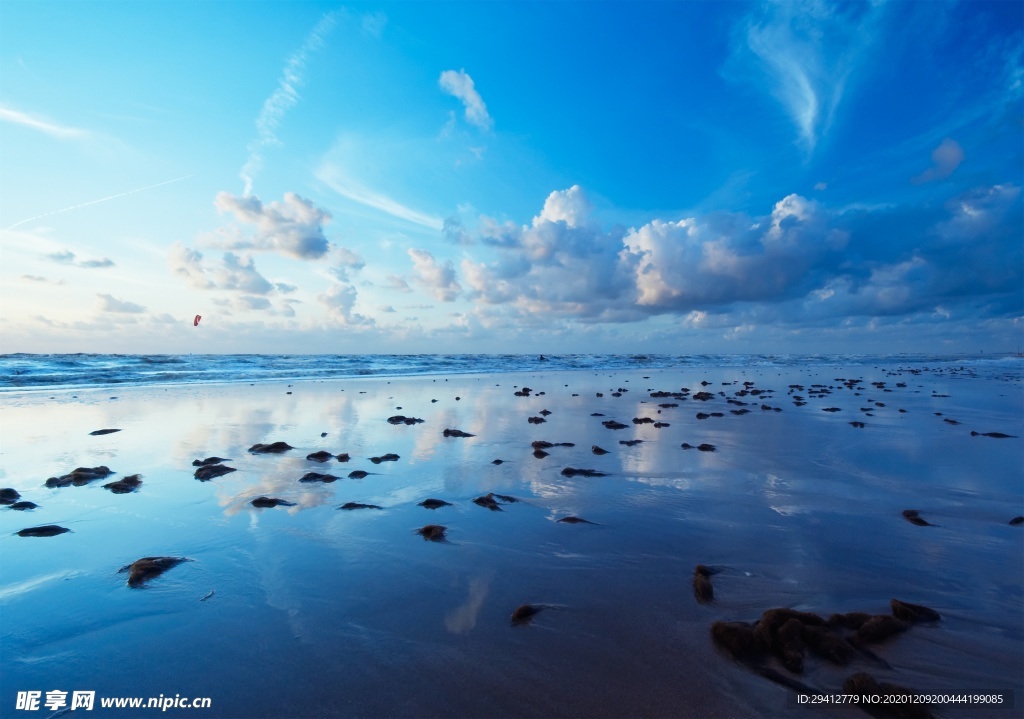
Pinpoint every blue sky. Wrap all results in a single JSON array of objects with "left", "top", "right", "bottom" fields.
[{"left": 1, "top": 0, "right": 1021, "bottom": 354}]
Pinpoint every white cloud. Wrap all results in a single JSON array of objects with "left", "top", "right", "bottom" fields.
[
  {"left": 97, "top": 293, "right": 146, "bottom": 313},
  {"left": 439, "top": 69, "right": 493, "bottom": 131},
  {"left": 240, "top": 11, "right": 340, "bottom": 195},
  {"left": 43, "top": 249, "right": 114, "bottom": 268},
  {"left": 408, "top": 248, "right": 461, "bottom": 302},
  {"left": 732, "top": 1, "right": 885, "bottom": 153},
  {"left": 318, "top": 282, "right": 373, "bottom": 326},
  {"left": 168, "top": 242, "right": 215, "bottom": 289},
  {"left": 317, "top": 164, "right": 444, "bottom": 230},
  {"left": 213, "top": 191, "right": 332, "bottom": 259},
  {"left": 911, "top": 138, "right": 965, "bottom": 184},
  {"left": 216, "top": 252, "right": 274, "bottom": 295},
  {"left": 0, "top": 106, "right": 88, "bottom": 139}
]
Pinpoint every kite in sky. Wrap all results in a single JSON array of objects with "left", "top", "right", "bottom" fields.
[{"left": 193, "top": 315, "right": 201, "bottom": 327}]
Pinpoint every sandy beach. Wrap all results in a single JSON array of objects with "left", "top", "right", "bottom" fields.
[{"left": 1, "top": 363, "right": 1021, "bottom": 718}]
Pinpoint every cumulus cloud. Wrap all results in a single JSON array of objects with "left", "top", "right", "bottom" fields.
[
  {"left": 97, "top": 293, "right": 146, "bottom": 313},
  {"left": 43, "top": 249, "right": 114, "bottom": 268},
  {"left": 731, "top": 1, "right": 885, "bottom": 153},
  {"left": 409, "top": 249, "right": 462, "bottom": 302},
  {"left": 439, "top": 69, "right": 493, "bottom": 131},
  {"left": 213, "top": 191, "right": 331, "bottom": 259},
  {"left": 454, "top": 181, "right": 1021, "bottom": 329},
  {"left": 215, "top": 252, "right": 274, "bottom": 295},
  {"left": 327, "top": 246, "right": 366, "bottom": 282},
  {"left": 318, "top": 282, "right": 373, "bottom": 326},
  {"left": 442, "top": 216, "right": 473, "bottom": 245},
  {"left": 911, "top": 138, "right": 965, "bottom": 184},
  {"left": 168, "top": 242, "right": 215, "bottom": 289}
]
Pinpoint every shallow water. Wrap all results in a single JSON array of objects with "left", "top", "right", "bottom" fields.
[{"left": 1, "top": 365, "right": 1021, "bottom": 717}]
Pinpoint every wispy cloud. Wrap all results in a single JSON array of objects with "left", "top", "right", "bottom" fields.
[
  {"left": 439, "top": 69, "right": 492, "bottom": 131},
  {"left": 732, "top": 1, "right": 885, "bottom": 155},
  {"left": 1, "top": 175, "right": 193, "bottom": 235},
  {"left": 0, "top": 106, "right": 88, "bottom": 139},
  {"left": 240, "top": 11, "right": 339, "bottom": 195},
  {"left": 317, "top": 164, "right": 444, "bottom": 230}
]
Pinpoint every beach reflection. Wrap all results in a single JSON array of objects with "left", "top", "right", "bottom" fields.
[{"left": 1, "top": 366, "right": 1021, "bottom": 718}]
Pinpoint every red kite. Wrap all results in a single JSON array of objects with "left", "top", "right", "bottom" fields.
[{"left": 193, "top": 315, "right": 202, "bottom": 327}]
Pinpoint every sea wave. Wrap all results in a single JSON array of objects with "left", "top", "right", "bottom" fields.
[{"left": 0, "top": 352, "right": 1019, "bottom": 392}]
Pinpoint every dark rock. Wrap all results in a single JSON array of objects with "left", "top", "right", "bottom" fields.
[
  {"left": 539, "top": 409, "right": 552, "bottom": 416},
  {"left": 336, "top": 453, "right": 350, "bottom": 462},
  {"left": 17, "top": 524, "right": 70, "bottom": 537},
  {"left": 0, "top": 488, "right": 21, "bottom": 504},
  {"left": 45, "top": 466, "right": 114, "bottom": 488},
  {"left": 533, "top": 449, "right": 549, "bottom": 458},
  {"left": 560, "top": 467, "right": 607, "bottom": 477},
  {"left": 693, "top": 565, "right": 714, "bottom": 604},
  {"left": 348, "top": 470, "right": 369, "bottom": 479},
  {"left": 418, "top": 498, "right": 452, "bottom": 509},
  {"left": 842, "top": 672, "right": 933, "bottom": 718},
  {"left": 194, "top": 464, "right": 236, "bottom": 481},
  {"left": 417, "top": 524, "right": 447, "bottom": 541},
  {"left": 104, "top": 474, "right": 142, "bottom": 493},
  {"left": 443, "top": 428, "right": 474, "bottom": 438},
  {"left": 306, "top": 451, "right": 335, "bottom": 462},
  {"left": 697, "top": 443, "right": 716, "bottom": 452},
  {"left": 1010, "top": 516, "right": 1024, "bottom": 525},
  {"left": 339, "top": 502, "right": 381, "bottom": 510},
  {"left": 473, "top": 495, "right": 502, "bottom": 511},
  {"left": 248, "top": 442, "right": 293, "bottom": 454},
  {"left": 299, "top": 472, "right": 339, "bottom": 483},
  {"left": 491, "top": 459, "right": 505, "bottom": 465},
  {"left": 251, "top": 496, "right": 296, "bottom": 508},
  {"left": 850, "top": 421, "right": 866, "bottom": 428},
  {"left": 120, "top": 556, "right": 189, "bottom": 588},
  {"left": 528, "top": 416, "right": 546, "bottom": 424},
  {"left": 776, "top": 618, "right": 805, "bottom": 673},
  {"left": 828, "top": 612, "right": 873, "bottom": 630},
  {"left": 557, "top": 516, "right": 595, "bottom": 524},
  {"left": 369, "top": 453, "right": 400, "bottom": 464},
  {"left": 192, "top": 457, "right": 231, "bottom": 467},
  {"left": 803, "top": 625, "right": 855, "bottom": 664},
  {"left": 602, "top": 420, "right": 628, "bottom": 430},
  {"left": 591, "top": 445, "right": 609, "bottom": 455},
  {"left": 855, "top": 615, "right": 909, "bottom": 643},
  {"left": 492, "top": 493, "right": 518, "bottom": 503},
  {"left": 510, "top": 604, "right": 542, "bottom": 625},
  {"left": 902, "top": 509, "right": 935, "bottom": 527},
  {"left": 8, "top": 501, "right": 38, "bottom": 510},
  {"left": 89, "top": 428, "right": 121, "bottom": 435},
  {"left": 388, "top": 415, "right": 424, "bottom": 425},
  {"left": 971, "top": 431, "right": 1016, "bottom": 438},
  {"left": 889, "top": 599, "right": 940, "bottom": 622},
  {"left": 619, "top": 439, "right": 643, "bottom": 446},
  {"left": 711, "top": 621, "right": 762, "bottom": 662}
]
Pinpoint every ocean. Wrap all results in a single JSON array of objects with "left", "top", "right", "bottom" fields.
[{"left": 2, "top": 352, "right": 1021, "bottom": 391}]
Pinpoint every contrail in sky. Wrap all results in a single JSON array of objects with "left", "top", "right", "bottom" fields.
[
  {"left": 0, "top": 175, "right": 193, "bottom": 236},
  {"left": 240, "top": 11, "right": 339, "bottom": 196}
]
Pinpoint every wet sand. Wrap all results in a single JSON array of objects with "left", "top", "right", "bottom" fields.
[{"left": 1, "top": 364, "right": 1021, "bottom": 718}]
